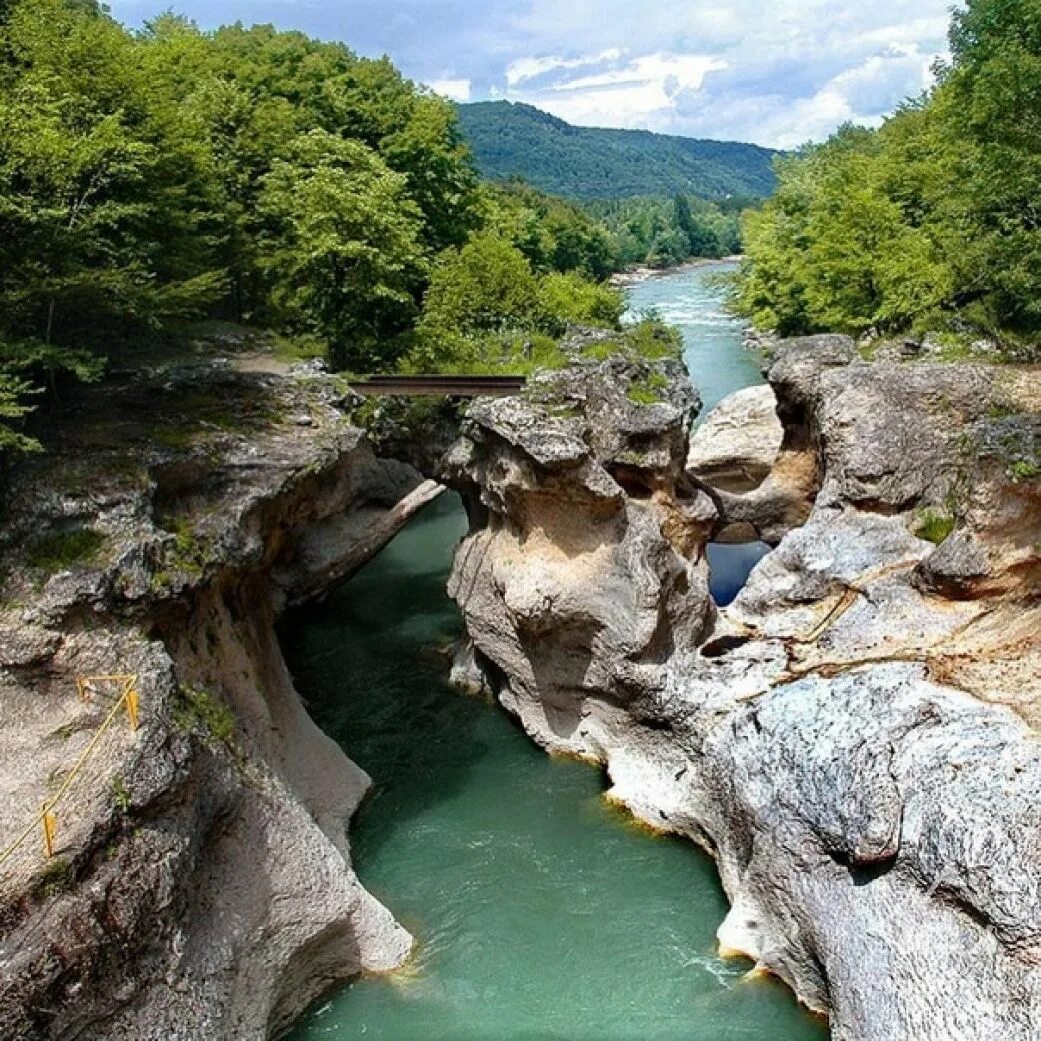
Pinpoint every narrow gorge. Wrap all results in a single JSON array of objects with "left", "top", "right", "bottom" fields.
[
  {"left": 445, "top": 326, "right": 1041, "bottom": 1039},
  {"left": 1, "top": 266, "right": 1039, "bottom": 1041},
  {"left": 284, "top": 265, "right": 822, "bottom": 1041}
]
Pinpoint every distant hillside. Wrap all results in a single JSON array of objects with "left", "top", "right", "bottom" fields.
[{"left": 457, "top": 101, "right": 778, "bottom": 200}]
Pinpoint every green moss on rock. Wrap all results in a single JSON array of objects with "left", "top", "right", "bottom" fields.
[
  {"left": 914, "top": 507, "right": 957, "bottom": 545},
  {"left": 27, "top": 529, "right": 106, "bottom": 573}
]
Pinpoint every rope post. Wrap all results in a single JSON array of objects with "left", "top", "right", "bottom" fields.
[
  {"left": 124, "top": 684, "right": 140, "bottom": 732},
  {"left": 0, "top": 673, "right": 142, "bottom": 874},
  {"left": 42, "top": 805, "right": 57, "bottom": 859}
]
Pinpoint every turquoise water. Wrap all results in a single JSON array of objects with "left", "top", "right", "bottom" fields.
[
  {"left": 628, "top": 262, "right": 772, "bottom": 602},
  {"left": 282, "top": 497, "right": 824, "bottom": 1041},
  {"left": 626, "top": 262, "right": 764, "bottom": 417},
  {"left": 283, "top": 267, "right": 825, "bottom": 1041}
]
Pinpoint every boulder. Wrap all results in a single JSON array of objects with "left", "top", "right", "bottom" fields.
[{"left": 687, "top": 384, "right": 783, "bottom": 492}]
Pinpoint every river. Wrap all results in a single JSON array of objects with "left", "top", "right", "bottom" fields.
[
  {"left": 627, "top": 261, "right": 771, "bottom": 607},
  {"left": 283, "top": 264, "right": 826, "bottom": 1041},
  {"left": 625, "top": 261, "right": 764, "bottom": 416}
]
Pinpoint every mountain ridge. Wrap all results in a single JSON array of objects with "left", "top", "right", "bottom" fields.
[{"left": 457, "top": 100, "right": 778, "bottom": 200}]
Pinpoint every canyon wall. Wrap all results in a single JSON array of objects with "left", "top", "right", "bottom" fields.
[
  {"left": 0, "top": 369, "right": 422, "bottom": 1040},
  {"left": 447, "top": 333, "right": 1041, "bottom": 1041},
  {"left": 3, "top": 330, "right": 1040, "bottom": 1041}
]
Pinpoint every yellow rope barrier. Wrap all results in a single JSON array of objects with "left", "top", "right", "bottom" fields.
[{"left": 0, "top": 674, "right": 141, "bottom": 873}]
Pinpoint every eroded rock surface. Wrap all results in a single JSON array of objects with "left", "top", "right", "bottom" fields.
[
  {"left": 687, "top": 384, "right": 783, "bottom": 493},
  {"left": 0, "top": 369, "right": 419, "bottom": 1040},
  {"left": 447, "top": 336, "right": 1041, "bottom": 1041},
  {"left": 446, "top": 344, "right": 718, "bottom": 753}
]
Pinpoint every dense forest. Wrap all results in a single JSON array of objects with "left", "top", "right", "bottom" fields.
[
  {"left": 586, "top": 194, "right": 745, "bottom": 268},
  {"left": 458, "top": 101, "right": 778, "bottom": 200},
  {"left": 732, "top": 0, "right": 1041, "bottom": 355},
  {"left": 0, "top": 0, "right": 691, "bottom": 451}
]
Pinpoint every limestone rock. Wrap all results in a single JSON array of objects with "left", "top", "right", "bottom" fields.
[
  {"left": 446, "top": 352, "right": 715, "bottom": 756},
  {"left": 0, "top": 369, "right": 416, "bottom": 1041},
  {"left": 448, "top": 338, "right": 1041, "bottom": 1041},
  {"left": 687, "top": 384, "right": 783, "bottom": 492}
]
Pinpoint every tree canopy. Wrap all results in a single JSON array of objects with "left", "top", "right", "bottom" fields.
[
  {"left": 732, "top": 0, "right": 1041, "bottom": 352},
  {"left": 0, "top": 0, "right": 659, "bottom": 449},
  {"left": 585, "top": 194, "right": 745, "bottom": 269}
]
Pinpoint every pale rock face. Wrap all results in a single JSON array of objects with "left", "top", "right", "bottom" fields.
[
  {"left": 448, "top": 336, "right": 1041, "bottom": 1041},
  {"left": 446, "top": 349, "right": 715, "bottom": 757},
  {"left": 687, "top": 384, "right": 783, "bottom": 492}
]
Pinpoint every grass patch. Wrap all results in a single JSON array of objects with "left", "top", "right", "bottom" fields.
[
  {"left": 1009, "top": 459, "right": 1041, "bottom": 483},
  {"left": 986, "top": 402, "right": 1018, "bottom": 420},
  {"left": 27, "top": 528, "right": 106, "bottom": 574},
  {"left": 154, "top": 517, "right": 217, "bottom": 583},
  {"left": 960, "top": 413, "right": 1041, "bottom": 487},
  {"left": 110, "top": 775, "right": 132, "bottom": 814},
  {"left": 272, "top": 333, "right": 329, "bottom": 365},
  {"left": 627, "top": 370, "right": 670, "bottom": 406},
  {"left": 580, "top": 319, "right": 683, "bottom": 364},
  {"left": 154, "top": 426, "right": 197, "bottom": 451},
  {"left": 623, "top": 318, "right": 683, "bottom": 361},
  {"left": 914, "top": 507, "right": 957, "bottom": 545},
  {"left": 545, "top": 401, "right": 583, "bottom": 420},
  {"left": 172, "top": 685, "right": 235, "bottom": 745}
]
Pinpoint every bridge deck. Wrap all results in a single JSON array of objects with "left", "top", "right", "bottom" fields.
[{"left": 349, "top": 375, "right": 526, "bottom": 397}]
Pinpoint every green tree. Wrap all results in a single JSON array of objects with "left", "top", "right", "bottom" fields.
[
  {"left": 258, "top": 130, "right": 427, "bottom": 370},
  {"left": 943, "top": 0, "right": 1041, "bottom": 332},
  {"left": 481, "top": 180, "right": 619, "bottom": 278},
  {"left": 0, "top": 0, "right": 640, "bottom": 450},
  {"left": 407, "top": 234, "right": 624, "bottom": 373},
  {"left": 0, "top": 0, "right": 225, "bottom": 447},
  {"left": 417, "top": 233, "right": 543, "bottom": 338},
  {"left": 585, "top": 193, "right": 739, "bottom": 268},
  {"left": 537, "top": 272, "right": 624, "bottom": 334},
  {"left": 673, "top": 194, "right": 720, "bottom": 257},
  {"left": 0, "top": 0, "right": 224, "bottom": 340},
  {"left": 733, "top": 0, "right": 1041, "bottom": 348}
]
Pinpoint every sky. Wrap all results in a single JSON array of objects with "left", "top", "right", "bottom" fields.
[{"left": 108, "top": 0, "right": 958, "bottom": 149}]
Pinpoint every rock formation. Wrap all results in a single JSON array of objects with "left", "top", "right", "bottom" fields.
[
  {"left": 446, "top": 334, "right": 1041, "bottom": 1041},
  {"left": 445, "top": 341, "right": 718, "bottom": 751},
  {"left": 687, "top": 383, "right": 782, "bottom": 492},
  {"left": 3, "top": 324, "right": 1040, "bottom": 1041},
  {"left": 0, "top": 368, "right": 420, "bottom": 1040}
]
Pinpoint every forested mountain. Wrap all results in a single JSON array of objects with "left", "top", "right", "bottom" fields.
[
  {"left": 732, "top": 0, "right": 1041, "bottom": 354},
  {"left": 457, "top": 101, "right": 778, "bottom": 200}
]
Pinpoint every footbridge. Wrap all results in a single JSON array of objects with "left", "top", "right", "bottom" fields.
[{"left": 348, "top": 375, "right": 526, "bottom": 397}]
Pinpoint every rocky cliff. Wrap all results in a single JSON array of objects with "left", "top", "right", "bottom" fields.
[
  {"left": 4, "top": 330, "right": 1040, "bottom": 1041},
  {"left": 446, "top": 334, "right": 1041, "bottom": 1040},
  {"left": 0, "top": 367, "right": 426, "bottom": 1040}
]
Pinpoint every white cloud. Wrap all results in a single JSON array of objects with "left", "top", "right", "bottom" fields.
[
  {"left": 427, "top": 77, "right": 473, "bottom": 102},
  {"left": 492, "top": 0, "right": 957, "bottom": 146},
  {"left": 505, "top": 49, "right": 622, "bottom": 88},
  {"left": 503, "top": 51, "right": 727, "bottom": 130},
  {"left": 551, "top": 54, "right": 726, "bottom": 95},
  {"left": 108, "top": 0, "right": 962, "bottom": 149}
]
